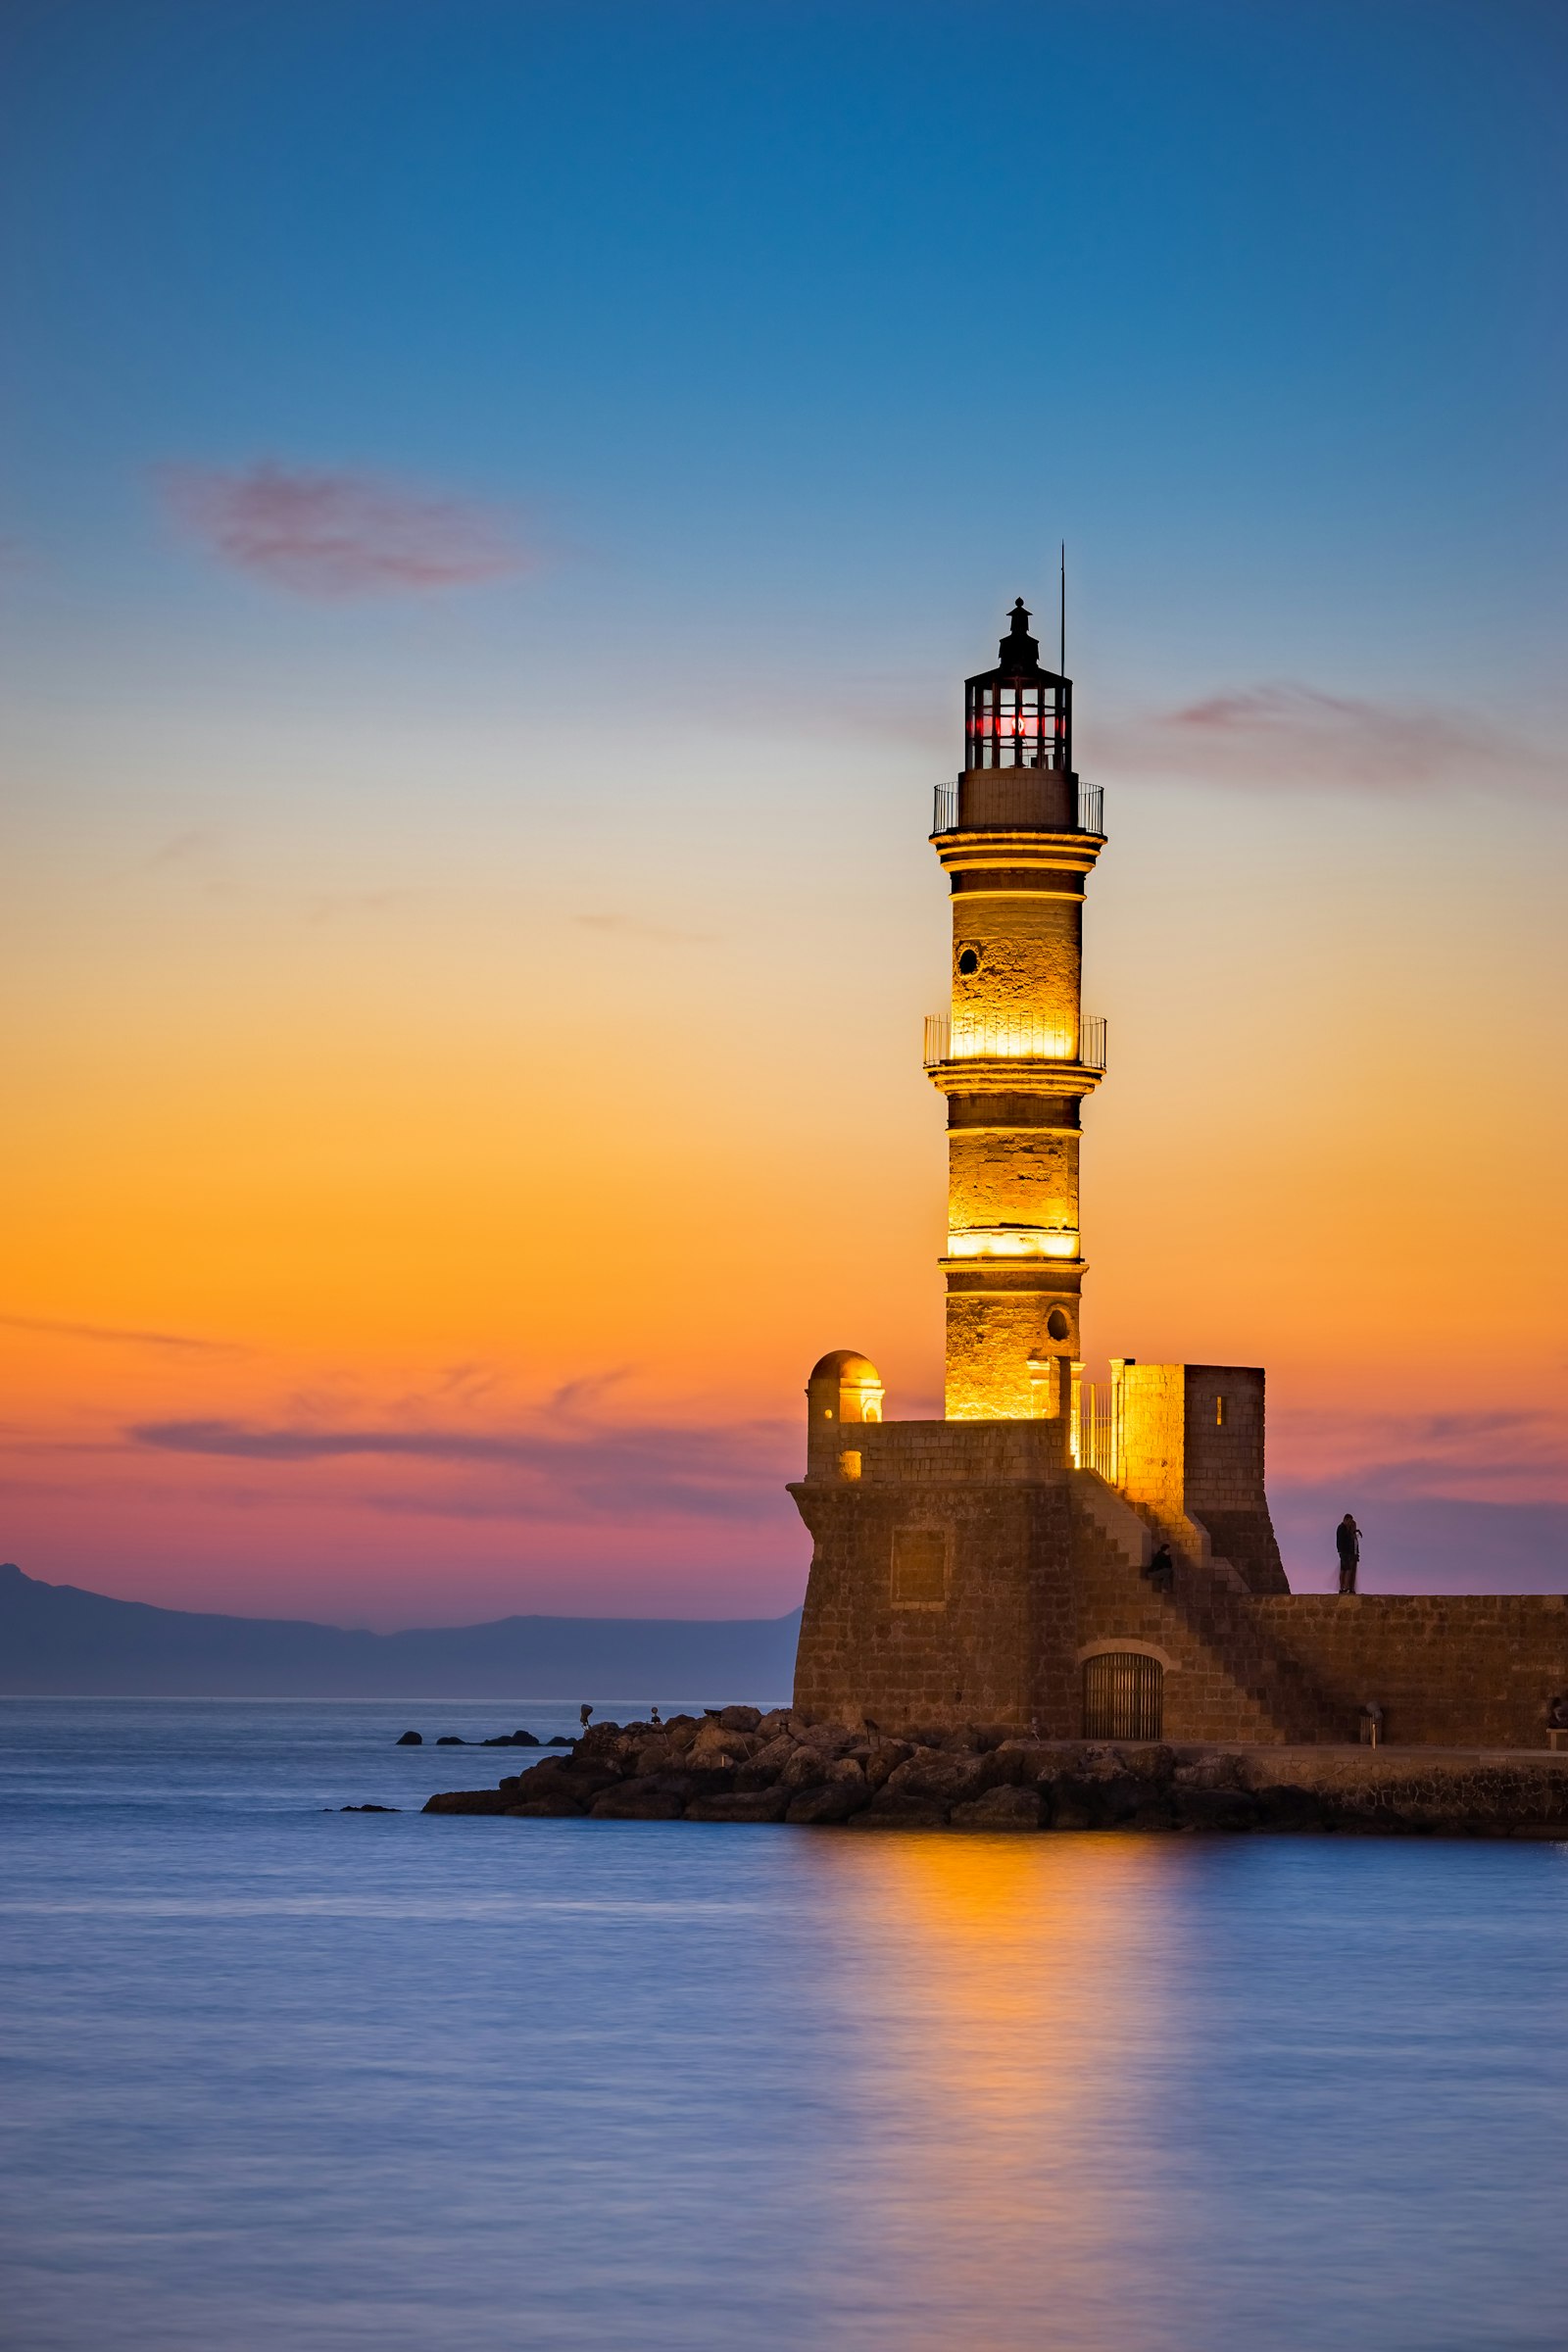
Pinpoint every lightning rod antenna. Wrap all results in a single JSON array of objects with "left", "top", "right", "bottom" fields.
[{"left": 1059, "top": 541, "right": 1066, "bottom": 675}]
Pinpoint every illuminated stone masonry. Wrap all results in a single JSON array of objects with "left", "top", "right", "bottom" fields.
[{"left": 789, "top": 604, "right": 1568, "bottom": 1750}]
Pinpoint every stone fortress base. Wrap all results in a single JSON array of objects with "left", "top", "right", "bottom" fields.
[{"left": 790, "top": 1354, "right": 1568, "bottom": 1752}]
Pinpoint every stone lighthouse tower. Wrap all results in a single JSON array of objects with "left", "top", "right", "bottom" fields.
[
  {"left": 789, "top": 599, "right": 1291, "bottom": 1740},
  {"left": 931, "top": 598, "right": 1105, "bottom": 1421}
]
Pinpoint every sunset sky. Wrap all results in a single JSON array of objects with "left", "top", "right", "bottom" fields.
[{"left": 3, "top": 0, "right": 1565, "bottom": 1626}]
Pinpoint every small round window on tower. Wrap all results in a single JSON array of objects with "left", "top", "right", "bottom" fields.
[
  {"left": 957, "top": 948, "right": 980, "bottom": 976},
  {"left": 1047, "top": 1308, "right": 1071, "bottom": 1341}
]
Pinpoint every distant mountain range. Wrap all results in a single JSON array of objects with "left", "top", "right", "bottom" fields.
[{"left": 0, "top": 1562, "right": 802, "bottom": 1698}]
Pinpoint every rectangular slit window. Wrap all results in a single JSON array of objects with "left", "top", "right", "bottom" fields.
[
  {"left": 891, "top": 1528, "right": 949, "bottom": 1607},
  {"left": 1215, "top": 1396, "right": 1226, "bottom": 1427}
]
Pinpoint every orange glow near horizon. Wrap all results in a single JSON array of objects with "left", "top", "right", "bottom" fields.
[{"left": 4, "top": 719, "right": 1565, "bottom": 1625}]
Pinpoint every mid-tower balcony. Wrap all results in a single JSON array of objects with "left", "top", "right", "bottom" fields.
[
  {"left": 923, "top": 1011, "right": 1107, "bottom": 1071},
  {"left": 932, "top": 777, "right": 1104, "bottom": 837}
]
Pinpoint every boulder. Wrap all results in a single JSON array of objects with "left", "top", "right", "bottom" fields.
[
  {"left": 576, "top": 1721, "right": 627, "bottom": 1760},
  {"left": 951, "top": 1786, "right": 1043, "bottom": 1832},
  {"left": 798, "top": 1722, "right": 859, "bottom": 1761},
  {"left": 883, "top": 1748, "right": 992, "bottom": 1807},
  {"left": 1048, "top": 1774, "right": 1151, "bottom": 1830},
  {"left": 340, "top": 1803, "right": 401, "bottom": 1812},
  {"left": 688, "top": 1722, "right": 756, "bottom": 1767},
  {"left": 990, "top": 1741, "right": 1061, "bottom": 1788},
  {"left": 717, "top": 1705, "right": 762, "bottom": 1733},
  {"left": 546, "top": 1735, "right": 574, "bottom": 1747},
  {"left": 778, "top": 1744, "right": 832, "bottom": 1792},
  {"left": 1175, "top": 1753, "right": 1246, "bottom": 1791},
  {"left": 667, "top": 1769, "right": 747, "bottom": 1807},
  {"left": 421, "top": 1788, "right": 511, "bottom": 1814},
  {"left": 1251, "top": 1784, "right": 1330, "bottom": 1834},
  {"left": 435, "top": 1736, "right": 466, "bottom": 1745},
  {"left": 395, "top": 1730, "right": 422, "bottom": 1745},
  {"left": 591, "top": 1777, "right": 687, "bottom": 1821},
  {"left": 508, "top": 1758, "right": 621, "bottom": 1806},
  {"left": 505, "top": 1795, "right": 587, "bottom": 1818},
  {"left": 854, "top": 1791, "right": 951, "bottom": 1829},
  {"left": 864, "top": 1740, "right": 914, "bottom": 1791},
  {"left": 756, "top": 1708, "right": 793, "bottom": 1739},
  {"left": 685, "top": 1786, "right": 792, "bottom": 1823},
  {"left": 785, "top": 1762, "right": 869, "bottom": 1825},
  {"left": 1173, "top": 1786, "right": 1262, "bottom": 1833}
]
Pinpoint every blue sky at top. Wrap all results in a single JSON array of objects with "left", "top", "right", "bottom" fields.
[{"left": 3, "top": 0, "right": 1564, "bottom": 738}]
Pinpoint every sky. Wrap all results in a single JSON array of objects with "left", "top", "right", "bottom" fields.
[{"left": 2, "top": 0, "right": 1565, "bottom": 1627}]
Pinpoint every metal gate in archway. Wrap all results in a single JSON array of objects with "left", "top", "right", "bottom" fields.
[{"left": 1082, "top": 1652, "right": 1163, "bottom": 1740}]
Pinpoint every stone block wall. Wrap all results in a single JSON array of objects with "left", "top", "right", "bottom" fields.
[
  {"left": 1180, "top": 1366, "right": 1289, "bottom": 1594},
  {"left": 943, "top": 1279, "right": 1083, "bottom": 1421},
  {"left": 1257, "top": 1596, "right": 1568, "bottom": 1748},
  {"left": 1116, "top": 1364, "right": 1196, "bottom": 1552},
  {"left": 950, "top": 888, "right": 1082, "bottom": 1034},
  {"left": 1117, "top": 1363, "right": 1289, "bottom": 1593},
  {"left": 790, "top": 1408, "right": 1568, "bottom": 1749},
  {"left": 791, "top": 1419, "right": 1075, "bottom": 1731},
  {"left": 1065, "top": 1479, "right": 1329, "bottom": 1741}
]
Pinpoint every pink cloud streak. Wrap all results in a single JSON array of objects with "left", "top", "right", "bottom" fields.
[
  {"left": 156, "top": 460, "right": 527, "bottom": 598},
  {"left": 1096, "top": 682, "right": 1561, "bottom": 795}
]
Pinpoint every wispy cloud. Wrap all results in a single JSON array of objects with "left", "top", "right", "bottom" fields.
[
  {"left": 2, "top": 1315, "right": 242, "bottom": 1355},
  {"left": 155, "top": 461, "right": 528, "bottom": 599},
  {"left": 303, "top": 887, "right": 432, "bottom": 925},
  {"left": 125, "top": 1400, "right": 795, "bottom": 1524},
  {"left": 1270, "top": 1403, "right": 1568, "bottom": 1504},
  {"left": 572, "top": 913, "right": 718, "bottom": 945},
  {"left": 149, "top": 828, "right": 220, "bottom": 867},
  {"left": 1097, "top": 683, "right": 1561, "bottom": 796}
]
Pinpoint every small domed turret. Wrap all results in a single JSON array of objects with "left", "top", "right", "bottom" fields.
[
  {"left": 805, "top": 1351, "right": 885, "bottom": 1475},
  {"left": 807, "top": 1350, "right": 884, "bottom": 1424}
]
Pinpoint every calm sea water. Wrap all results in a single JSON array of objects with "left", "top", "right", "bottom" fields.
[{"left": 3, "top": 1698, "right": 1567, "bottom": 2352}]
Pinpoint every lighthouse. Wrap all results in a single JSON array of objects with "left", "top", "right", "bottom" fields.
[
  {"left": 789, "top": 599, "right": 1291, "bottom": 1740},
  {"left": 928, "top": 598, "right": 1106, "bottom": 1422}
]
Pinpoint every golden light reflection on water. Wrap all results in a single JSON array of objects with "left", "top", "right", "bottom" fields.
[{"left": 811, "top": 1833, "right": 1185, "bottom": 2352}]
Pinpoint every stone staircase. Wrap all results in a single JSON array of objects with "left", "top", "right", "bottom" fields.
[{"left": 1070, "top": 1471, "right": 1342, "bottom": 1743}]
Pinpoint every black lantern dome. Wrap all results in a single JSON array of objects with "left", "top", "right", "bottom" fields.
[{"left": 964, "top": 599, "right": 1071, "bottom": 773}]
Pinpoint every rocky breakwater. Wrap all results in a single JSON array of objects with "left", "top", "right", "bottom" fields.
[{"left": 420, "top": 1710, "right": 1568, "bottom": 1837}]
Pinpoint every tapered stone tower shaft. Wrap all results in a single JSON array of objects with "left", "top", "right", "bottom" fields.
[{"left": 927, "top": 600, "right": 1106, "bottom": 1420}]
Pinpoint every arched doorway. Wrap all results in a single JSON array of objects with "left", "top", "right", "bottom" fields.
[{"left": 1082, "top": 1652, "right": 1163, "bottom": 1740}]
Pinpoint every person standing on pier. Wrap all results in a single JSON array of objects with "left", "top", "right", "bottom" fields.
[{"left": 1336, "top": 1514, "right": 1362, "bottom": 1595}]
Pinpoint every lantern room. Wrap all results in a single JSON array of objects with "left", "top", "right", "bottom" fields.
[{"left": 964, "top": 598, "right": 1071, "bottom": 772}]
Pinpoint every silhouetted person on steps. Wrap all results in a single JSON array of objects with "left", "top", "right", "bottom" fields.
[
  {"left": 1145, "top": 1543, "right": 1174, "bottom": 1594},
  {"left": 1336, "top": 1514, "right": 1361, "bottom": 1594}
]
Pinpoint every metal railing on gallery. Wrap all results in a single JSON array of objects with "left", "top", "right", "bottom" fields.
[
  {"left": 1071, "top": 1380, "right": 1121, "bottom": 1484},
  {"left": 931, "top": 780, "right": 1104, "bottom": 836},
  {"left": 923, "top": 1011, "right": 1107, "bottom": 1069}
]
